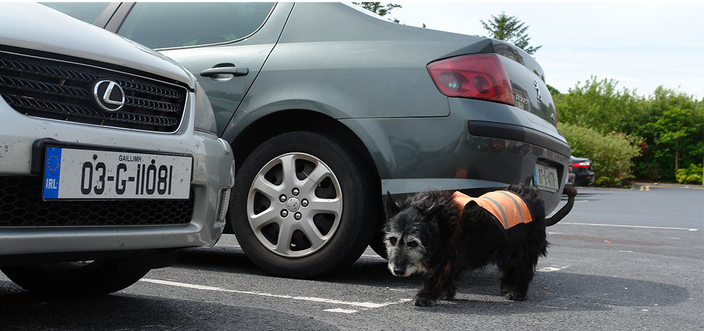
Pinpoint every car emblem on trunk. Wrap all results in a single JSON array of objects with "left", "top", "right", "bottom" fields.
[
  {"left": 92, "top": 80, "right": 125, "bottom": 112},
  {"left": 533, "top": 80, "right": 542, "bottom": 101}
]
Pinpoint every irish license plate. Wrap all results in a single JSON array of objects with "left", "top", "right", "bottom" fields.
[
  {"left": 42, "top": 147, "right": 192, "bottom": 200},
  {"left": 533, "top": 164, "right": 559, "bottom": 193}
]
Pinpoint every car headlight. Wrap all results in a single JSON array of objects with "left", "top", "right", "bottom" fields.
[{"left": 194, "top": 83, "right": 218, "bottom": 134}]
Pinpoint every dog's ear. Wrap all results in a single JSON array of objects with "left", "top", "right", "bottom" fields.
[
  {"left": 385, "top": 191, "right": 400, "bottom": 217},
  {"left": 411, "top": 196, "right": 437, "bottom": 215},
  {"left": 408, "top": 195, "right": 431, "bottom": 213}
]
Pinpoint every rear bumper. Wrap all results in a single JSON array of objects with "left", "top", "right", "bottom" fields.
[
  {"left": 574, "top": 168, "right": 595, "bottom": 186},
  {"left": 349, "top": 98, "right": 570, "bottom": 214}
]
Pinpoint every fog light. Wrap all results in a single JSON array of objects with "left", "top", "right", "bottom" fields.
[{"left": 217, "top": 188, "right": 231, "bottom": 222}]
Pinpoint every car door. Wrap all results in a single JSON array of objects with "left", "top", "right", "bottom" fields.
[{"left": 104, "top": 2, "right": 293, "bottom": 137}]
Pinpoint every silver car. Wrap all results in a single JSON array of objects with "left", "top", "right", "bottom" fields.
[{"left": 0, "top": 3, "right": 235, "bottom": 296}]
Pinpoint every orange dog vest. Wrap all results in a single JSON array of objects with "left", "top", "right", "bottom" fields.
[{"left": 451, "top": 191, "right": 533, "bottom": 229}]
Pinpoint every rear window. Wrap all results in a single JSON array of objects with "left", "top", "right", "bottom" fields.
[
  {"left": 117, "top": 2, "right": 275, "bottom": 49},
  {"left": 42, "top": 2, "right": 109, "bottom": 24}
]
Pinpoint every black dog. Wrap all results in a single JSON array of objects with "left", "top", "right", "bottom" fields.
[{"left": 384, "top": 184, "right": 549, "bottom": 307}]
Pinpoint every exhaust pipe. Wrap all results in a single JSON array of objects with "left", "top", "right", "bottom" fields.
[{"left": 546, "top": 186, "right": 577, "bottom": 226}]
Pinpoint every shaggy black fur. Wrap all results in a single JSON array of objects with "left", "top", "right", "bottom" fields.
[{"left": 384, "top": 184, "right": 548, "bottom": 307}]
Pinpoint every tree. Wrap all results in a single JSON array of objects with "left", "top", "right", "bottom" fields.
[
  {"left": 353, "top": 2, "right": 402, "bottom": 23},
  {"left": 652, "top": 106, "right": 696, "bottom": 170},
  {"left": 554, "top": 77, "right": 704, "bottom": 182},
  {"left": 481, "top": 11, "right": 542, "bottom": 55},
  {"left": 557, "top": 76, "right": 649, "bottom": 136}
]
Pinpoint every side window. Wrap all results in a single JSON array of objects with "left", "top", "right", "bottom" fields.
[
  {"left": 42, "top": 2, "right": 110, "bottom": 24},
  {"left": 117, "top": 2, "right": 275, "bottom": 49}
]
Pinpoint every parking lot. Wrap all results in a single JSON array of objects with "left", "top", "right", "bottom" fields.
[{"left": 1, "top": 185, "right": 702, "bottom": 330}]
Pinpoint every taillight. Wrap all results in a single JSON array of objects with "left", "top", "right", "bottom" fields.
[
  {"left": 427, "top": 53, "right": 514, "bottom": 106},
  {"left": 572, "top": 161, "right": 591, "bottom": 168},
  {"left": 553, "top": 102, "right": 558, "bottom": 126}
]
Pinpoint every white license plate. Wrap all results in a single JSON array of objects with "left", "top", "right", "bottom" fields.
[
  {"left": 42, "top": 147, "right": 192, "bottom": 200},
  {"left": 533, "top": 164, "right": 559, "bottom": 193}
]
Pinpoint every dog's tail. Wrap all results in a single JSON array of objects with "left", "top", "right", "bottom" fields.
[{"left": 545, "top": 187, "right": 577, "bottom": 226}]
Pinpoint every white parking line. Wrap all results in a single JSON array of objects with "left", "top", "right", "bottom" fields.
[
  {"left": 559, "top": 222, "right": 699, "bottom": 232},
  {"left": 536, "top": 266, "right": 568, "bottom": 272},
  {"left": 140, "top": 278, "right": 410, "bottom": 313},
  {"left": 324, "top": 308, "right": 358, "bottom": 314}
]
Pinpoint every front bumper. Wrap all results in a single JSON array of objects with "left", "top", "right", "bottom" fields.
[{"left": 0, "top": 96, "right": 235, "bottom": 260}]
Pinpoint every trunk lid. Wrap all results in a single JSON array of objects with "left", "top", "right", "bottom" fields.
[
  {"left": 434, "top": 37, "right": 556, "bottom": 126},
  {"left": 493, "top": 40, "right": 556, "bottom": 127}
]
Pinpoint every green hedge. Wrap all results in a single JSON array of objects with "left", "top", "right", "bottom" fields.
[{"left": 558, "top": 122, "right": 642, "bottom": 186}]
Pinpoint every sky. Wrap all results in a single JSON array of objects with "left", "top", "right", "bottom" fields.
[{"left": 389, "top": 1, "right": 704, "bottom": 99}]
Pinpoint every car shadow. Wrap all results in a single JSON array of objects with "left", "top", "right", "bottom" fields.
[
  {"left": 173, "top": 245, "right": 267, "bottom": 276},
  {"left": 172, "top": 246, "right": 691, "bottom": 314},
  {"left": 412, "top": 267, "right": 691, "bottom": 314},
  {"left": 562, "top": 189, "right": 605, "bottom": 201},
  {"left": 0, "top": 282, "right": 339, "bottom": 331}
]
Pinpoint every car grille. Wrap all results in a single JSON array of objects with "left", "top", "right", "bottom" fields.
[
  {"left": 0, "top": 177, "right": 194, "bottom": 227},
  {"left": 0, "top": 50, "right": 187, "bottom": 132}
]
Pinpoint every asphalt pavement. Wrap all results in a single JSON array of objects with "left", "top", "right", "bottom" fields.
[{"left": 1, "top": 185, "right": 702, "bottom": 330}]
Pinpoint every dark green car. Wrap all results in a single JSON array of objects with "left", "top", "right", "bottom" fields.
[{"left": 48, "top": 2, "right": 571, "bottom": 278}]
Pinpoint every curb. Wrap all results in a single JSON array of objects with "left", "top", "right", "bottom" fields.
[{"left": 633, "top": 182, "right": 704, "bottom": 190}]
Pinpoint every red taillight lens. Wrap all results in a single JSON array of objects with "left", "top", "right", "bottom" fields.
[
  {"left": 572, "top": 161, "right": 591, "bottom": 168},
  {"left": 553, "top": 102, "right": 558, "bottom": 126},
  {"left": 427, "top": 53, "right": 514, "bottom": 106}
]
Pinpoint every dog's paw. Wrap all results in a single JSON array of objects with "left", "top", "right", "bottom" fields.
[
  {"left": 412, "top": 294, "right": 438, "bottom": 307},
  {"left": 442, "top": 289, "right": 456, "bottom": 300},
  {"left": 505, "top": 292, "right": 527, "bottom": 301},
  {"left": 500, "top": 284, "right": 514, "bottom": 295}
]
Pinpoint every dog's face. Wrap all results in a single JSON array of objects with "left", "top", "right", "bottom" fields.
[{"left": 384, "top": 192, "right": 436, "bottom": 277}]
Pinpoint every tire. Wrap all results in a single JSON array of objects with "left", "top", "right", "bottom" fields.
[
  {"left": 1, "top": 259, "right": 150, "bottom": 297},
  {"left": 231, "top": 131, "right": 376, "bottom": 278}
]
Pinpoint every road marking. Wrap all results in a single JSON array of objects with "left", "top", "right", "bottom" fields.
[
  {"left": 559, "top": 222, "right": 699, "bottom": 232},
  {"left": 324, "top": 308, "right": 358, "bottom": 314},
  {"left": 640, "top": 185, "right": 704, "bottom": 190},
  {"left": 214, "top": 243, "right": 241, "bottom": 248},
  {"left": 360, "top": 253, "right": 385, "bottom": 259},
  {"left": 536, "top": 266, "right": 568, "bottom": 272},
  {"left": 140, "top": 278, "right": 411, "bottom": 312}
]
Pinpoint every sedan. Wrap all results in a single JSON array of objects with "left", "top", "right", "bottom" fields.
[
  {"left": 571, "top": 156, "right": 595, "bottom": 186},
  {"left": 49, "top": 2, "right": 571, "bottom": 278}
]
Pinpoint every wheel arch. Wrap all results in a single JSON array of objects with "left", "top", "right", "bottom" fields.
[
  {"left": 232, "top": 110, "right": 375, "bottom": 176},
  {"left": 226, "top": 109, "right": 385, "bottom": 232}
]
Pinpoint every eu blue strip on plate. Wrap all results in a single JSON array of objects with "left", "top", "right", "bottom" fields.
[{"left": 43, "top": 147, "right": 62, "bottom": 199}]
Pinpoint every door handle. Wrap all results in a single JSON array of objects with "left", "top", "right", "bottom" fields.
[{"left": 200, "top": 66, "right": 249, "bottom": 77}]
